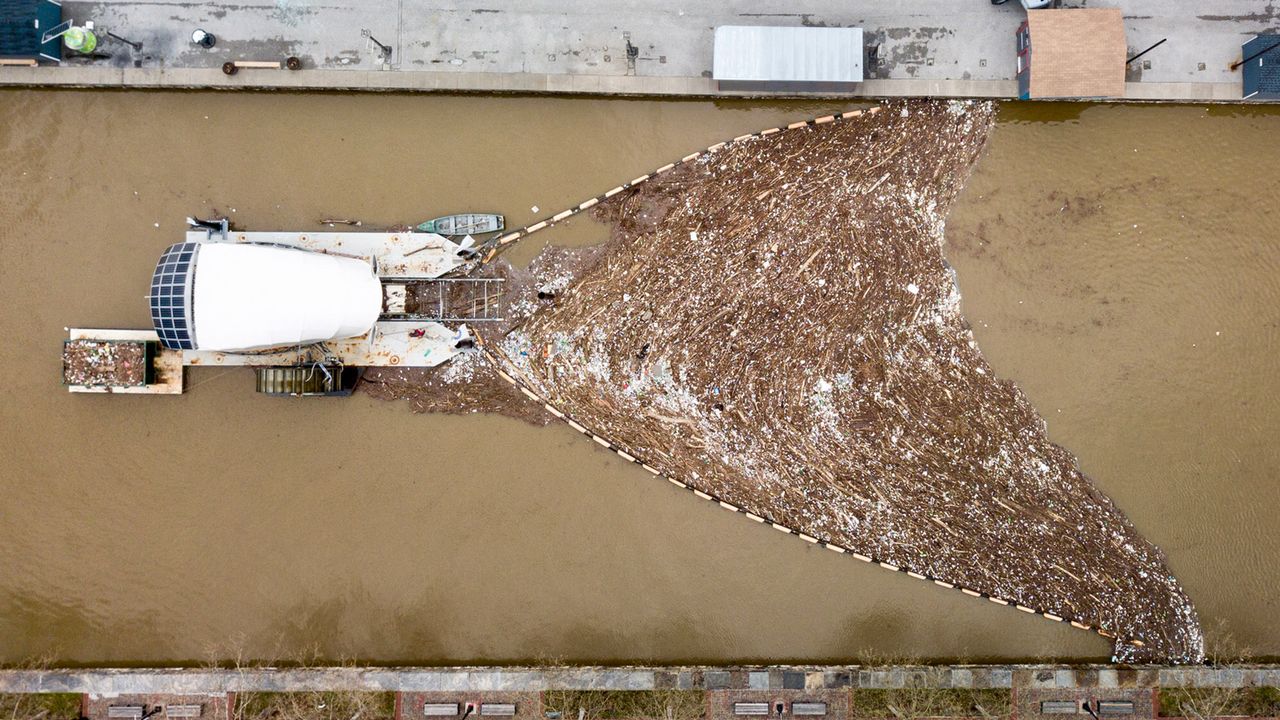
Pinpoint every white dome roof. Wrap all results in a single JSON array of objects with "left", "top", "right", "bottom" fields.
[{"left": 150, "top": 242, "right": 382, "bottom": 352}]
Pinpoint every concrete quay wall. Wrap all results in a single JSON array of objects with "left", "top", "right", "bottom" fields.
[
  {"left": 0, "top": 65, "right": 1255, "bottom": 103},
  {"left": 3, "top": 664, "right": 1279, "bottom": 694}
]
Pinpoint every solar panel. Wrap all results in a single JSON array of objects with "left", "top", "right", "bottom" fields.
[
  {"left": 148, "top": 242, "right": 200, "bottom": 349},
  {"left": 41, "top": 20, "right": 74, "bottom": 45}
]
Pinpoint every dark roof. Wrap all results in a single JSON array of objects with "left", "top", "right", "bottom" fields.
[
  {"left": 1242, "top": 35, "right": 1280, "bottom": 99},
  {"left": 0, "top": 0, "right": 62, "bottom": 60}
]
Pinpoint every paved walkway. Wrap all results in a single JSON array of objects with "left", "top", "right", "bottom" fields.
[
  {"left": 6, "top": 665, "right": 1279, "bottom": 720},
  {"left": 0, "top": 0, "right": 1275, "bottom": 100},
  {"left": 2, "top": 665, "right": 1278, "bottom": 694}
]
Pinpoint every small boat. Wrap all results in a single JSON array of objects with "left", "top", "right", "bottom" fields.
[{"left": 416, "top": 213, "right": 504, "bottom": 236}]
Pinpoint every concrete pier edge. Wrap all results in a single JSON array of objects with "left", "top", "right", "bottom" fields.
[
  {"left": 2, "top": 664, "right": 1280, "bottom": 694},
  {"left": 0, "top": 66, "right": 1264, "bottom": 103}
]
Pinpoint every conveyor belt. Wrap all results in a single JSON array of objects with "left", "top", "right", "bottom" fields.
[{"left": 379, "top": 277, "right": 504, "bottom": 322}]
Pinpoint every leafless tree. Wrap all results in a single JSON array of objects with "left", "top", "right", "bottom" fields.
[{"left": 1162, "top": 621, "right": 1252, "bottom": 720}]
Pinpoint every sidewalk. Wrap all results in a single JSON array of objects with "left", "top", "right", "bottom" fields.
[
  {"left": 1, "top": 1, "right": 1276, "bottom": 100},
  {"left": 3, "top": 663, "right": 1280, "bottom": 694},
  {"left": 6, "top": 665, "right": 1280, "bottom": 720}
]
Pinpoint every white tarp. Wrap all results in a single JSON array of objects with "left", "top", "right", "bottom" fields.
[
  {"left": 191, "top": 243, "right": 382, "bottom": 352},
  {"left": 713, "top": 26, "right": 864, "bottom": 83}
]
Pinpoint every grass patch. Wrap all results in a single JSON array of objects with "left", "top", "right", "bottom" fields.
[
  {"left": 1158, "top": 687, "right": 1280, "bottom": 718},
  {"left": 234, "top": 691, "right": 395, "bottom": 720},
  {"left": 850, "top": 688, "right": 1011, "bottom": 719},
  {"left": 0, "top": 693, "right": 82, "bottom": 720},
  {"left": 542, "top": 690, "right": 705, "bottom": 720}
]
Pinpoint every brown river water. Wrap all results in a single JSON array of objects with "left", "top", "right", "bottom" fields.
[{"left": 0, "top": 92, "right": 1276, "bottom": 666}]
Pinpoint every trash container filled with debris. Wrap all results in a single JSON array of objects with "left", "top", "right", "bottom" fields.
[{"left": 62, "top": 339, "right": 157, "bottom": 389}]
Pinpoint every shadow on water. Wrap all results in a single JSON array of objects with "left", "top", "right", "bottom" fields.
[{"left": 997, "top": 100, "right": 1092, "bottom": 124}]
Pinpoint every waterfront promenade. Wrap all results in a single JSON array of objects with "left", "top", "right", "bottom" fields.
[
  {"left": 6, "top": 663, "right": 1279, "bottom": 694},
  {"left": 3, "top": 664, "right": 1279, "bottom": 720},
  {"left": 1, "top": 0, "right": 1275, "bottom": 101}
]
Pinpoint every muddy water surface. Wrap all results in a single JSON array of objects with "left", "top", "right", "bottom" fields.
[
  {"left": 945, "top": 103, "right": 1280, "bottom": 658},
  {"left": 0, "top": 92, "right": 1275, "bottom": 664}
]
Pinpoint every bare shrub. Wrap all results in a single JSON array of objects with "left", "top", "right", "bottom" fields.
[
  {"left": 1160, "top": 621, "right": 1254, "bottom": 720},
  {"left": 234, "top": 691, "right": 394, "bottom": 720},
  {"left": 0, "top": 694, "right": 82, "bottom": 720},
  {"left": 541, "top": 690, "right": 705, "bottom": 720},
  {"left": 851, "top": 656, "right": 1010, "bottom": 720}
]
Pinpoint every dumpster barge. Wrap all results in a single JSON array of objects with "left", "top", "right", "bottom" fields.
[{"left": 65, "top": 222, "right": 502, "bottom": 396}]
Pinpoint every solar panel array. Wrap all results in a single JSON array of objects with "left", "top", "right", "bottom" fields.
[{"left": 149, "top": 242, "right": 198, "bottom": 350}]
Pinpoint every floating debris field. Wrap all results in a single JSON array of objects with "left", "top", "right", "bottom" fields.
[{"left": 381, "top": 100, "right": 1204, "bottom": 663}]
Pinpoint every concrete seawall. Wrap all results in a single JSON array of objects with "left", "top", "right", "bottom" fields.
[
  {"left": 3, "top": 664, "right": 1279, "bottom": 694},
  {"left": 0, "top": 66, "right": 1254, "bottom": 103},
  {"left": 8, "top": 664, "right": 1278, "bottom": 720}
]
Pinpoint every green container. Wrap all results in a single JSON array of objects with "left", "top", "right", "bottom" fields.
[{"left": 63, "top": 27, "right": 98, "bottom": 54}]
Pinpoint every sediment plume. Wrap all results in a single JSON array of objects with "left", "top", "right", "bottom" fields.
[{"left": 389, "top": 100, "right": 1205, "bottom": 662}]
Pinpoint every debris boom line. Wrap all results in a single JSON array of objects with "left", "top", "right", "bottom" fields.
[
  {"left": 484, "top": 108, "right": 882, "bottom": 258},
  {"left": 480, "top": 346, "right": 1116, "bottom": 644}
]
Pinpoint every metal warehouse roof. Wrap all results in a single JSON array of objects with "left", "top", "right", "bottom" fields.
[{"left": 713, "top": 26, "right": 864, "bottom": 83}]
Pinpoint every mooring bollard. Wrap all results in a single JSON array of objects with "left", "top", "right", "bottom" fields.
[{"left": 191, "top": 29, "right": 216, "bottom": 49}]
